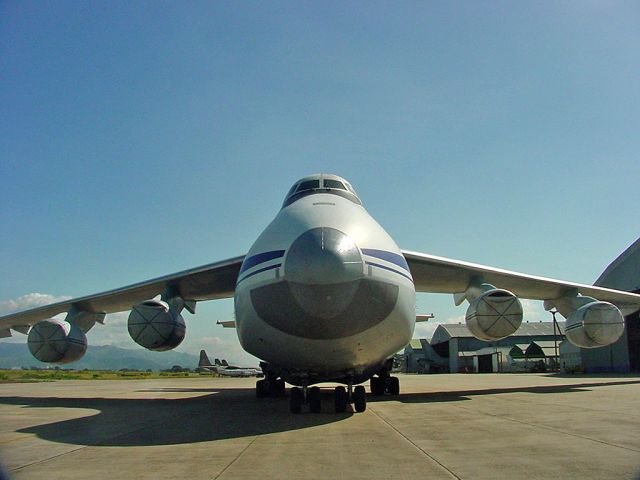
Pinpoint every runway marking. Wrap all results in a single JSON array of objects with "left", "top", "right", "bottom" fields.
[
  {"left": 211, "top": 435, "right": 259, "bottom": 480},
  {"left": 368, "top": 407, "right": 461, "bottom": 480},
  {"left": 0, "top": 433, "right": 38, "bottom": 445},
  {"left": 10, "top": 445, "right": 88, "bottom": 473}
]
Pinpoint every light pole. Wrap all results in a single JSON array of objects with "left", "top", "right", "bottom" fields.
[{"left": 551, "top": 309, "right": 560, "bottom": 372}]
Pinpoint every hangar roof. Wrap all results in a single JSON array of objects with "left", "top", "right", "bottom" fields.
[
  {"left": 595, "top": 238, "right": 640, "bottom": 293},
  {"left": 431, "top": 322, "right": 565, "bottom": 345}
]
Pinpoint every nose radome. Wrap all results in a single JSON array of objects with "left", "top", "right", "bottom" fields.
[{"left": 285, "top": 228, "right": 363, "bottom": 285}]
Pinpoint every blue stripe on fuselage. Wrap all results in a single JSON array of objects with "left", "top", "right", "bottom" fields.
[
  {"left": 239, "top": 250, "right": 286, "bottom": 274},
  {"left": 365, "top": 261, "right": 413, "bottom": 282},
  {"left": 361, "top": 249, "right": 410, "bottom": 272},
  {"left": 237, "top": 263, "right": 282, "bottom": 284}
]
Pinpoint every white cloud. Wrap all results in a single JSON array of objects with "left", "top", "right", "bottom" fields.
[
  {"left": 521, "top": 299, "right": 553, "bottom": 323},
  {"left": 0, "top": 293, "right": 71, "bottom": 315}
]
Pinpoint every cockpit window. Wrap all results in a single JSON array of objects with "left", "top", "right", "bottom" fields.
[
  {"left": 295, "top": 180, "right": 320, "bottom": 192},
  {"left": 323, "top": 179, "right": 347, "bottom": 190},
  {"left": 282, "top": 177, "right": 362, "bottom": 208},
  {"left": 285, "top": 183, "right": 299, "bottom": 198}
]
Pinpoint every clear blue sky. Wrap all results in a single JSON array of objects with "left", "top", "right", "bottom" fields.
[{"left": 1, "top": 2, "right": 638, "bottom": 363}]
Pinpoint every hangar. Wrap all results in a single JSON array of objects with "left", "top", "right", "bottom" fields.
[
  {"left": 405, "top": 321, "right": 566, "bottom": 374},
  {"left": 589, "top": 238, "right": 640, "bottom": 373},
  {"left": 405, "top": 239, "right": 639, "bottom": 375}
]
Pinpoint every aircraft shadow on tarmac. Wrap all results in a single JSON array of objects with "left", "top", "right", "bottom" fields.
[
  {"left": 0, "top": 387, "right": 352, "bottom": 447},
  {"left": 2, "top": 379, "right": 639, "bottom": 447}
]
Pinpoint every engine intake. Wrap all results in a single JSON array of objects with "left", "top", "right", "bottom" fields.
[
  {"left": 465, "top": 289, "right": 523, "bottom": 341},
  {"left": 565, "top": 301, "right": 624, "bottom": 348},
  {"left": 128, "top": 299, "right": 185, "bottom": 351},
  {"left": 27, "top": 319, "right": 88, "bottom": 364}
]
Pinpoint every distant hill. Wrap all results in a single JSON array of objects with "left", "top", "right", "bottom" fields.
[{"left": 0, "top": 342, "right": 199, "bottom": 371}]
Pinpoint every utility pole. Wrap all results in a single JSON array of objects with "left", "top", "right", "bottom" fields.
[{"left": 551, "top": 310, "right": 560, "bottom": 372}]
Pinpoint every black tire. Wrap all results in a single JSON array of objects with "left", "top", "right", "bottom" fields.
[
  {"left": 274, "top": 379, "right": 286, "bottom": 397},
  {"left": 353, "top": 385, "right": 367, "bottom": 412},
  {"left": 309, "top": 386, "right": 321, "bottom": 413},
  {"left": 290, "top": 387, "right": 303, "bottom": 413},
  {"left": 370, "top": 377, "right": 385, "bottom": 396},
  {"left": 256, "top": 379, "right": 269, "bottom": 398},
  {"left": 334, "top": 386, "right": 348, "bottom": 413},
  {"left": 388, "top": 376, "right": 400, "bottom": 396}
]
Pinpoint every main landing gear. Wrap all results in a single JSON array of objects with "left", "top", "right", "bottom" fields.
[
  {"left": 256, "top": 378, "right": 286, "bottom": 398},
  {"left": 369, "top": 375, "right": 400, "bottom": 396},
  {"left": 289, "top": 383, "right": 368, "bottom": 414}
]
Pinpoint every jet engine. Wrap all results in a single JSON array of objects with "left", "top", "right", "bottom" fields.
[
  {"left": 565, "top": 301, "right": 625, "bottom": 348},
  {"left": 128, "top": 299, "right": 185, "bottom": 351},
  {"left": 27, "top": 319, "right": 88, "bottom": 364},
  {"left": 465, "top": 289, "right": 524, "bottom": 341}
]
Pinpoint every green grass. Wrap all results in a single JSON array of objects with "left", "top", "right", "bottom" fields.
[{"left": 0, "top": 369, "right": 213, "bottom": 383}]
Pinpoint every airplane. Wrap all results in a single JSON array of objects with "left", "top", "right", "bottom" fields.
[
  {"left": 1, "top": 173, "right": 638, "bottom": 414},
  {"left": 197, "top": 350, "right": 263, "bottom": 377}
]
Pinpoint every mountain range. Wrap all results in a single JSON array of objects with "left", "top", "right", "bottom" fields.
[{"left": 0, "top": 342, "right": 200, "bottom": 371}]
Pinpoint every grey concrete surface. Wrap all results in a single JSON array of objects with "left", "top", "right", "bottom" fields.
[{"left": 1, "top": 373, "right": 639, "bottom": 479}]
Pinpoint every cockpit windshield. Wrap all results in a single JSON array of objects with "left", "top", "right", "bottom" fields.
[
  {"left": 282, "top": 175, "right": 361, "bottom": 208},
  {"left": 322, "top": 179, "right": 347, "bottom": 190},
  {"left": 295, "top": 180, "right": 320, "bottom": 192}
]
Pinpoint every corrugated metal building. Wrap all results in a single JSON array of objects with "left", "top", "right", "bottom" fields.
[
  {"left": 588, "top": 238, "right": 640, "bottom": 373},
  {"left": 423, "top": 321, "right": 565, "bottom": 373},
  {"left": 405, "top": 239, "right": 639, "bottom": 374}
]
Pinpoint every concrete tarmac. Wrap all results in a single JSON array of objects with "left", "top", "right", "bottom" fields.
[{"left": 1, "top": 373, "right": 639, "bottom": 479}]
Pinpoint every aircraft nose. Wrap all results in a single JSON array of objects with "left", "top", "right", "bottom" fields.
[
  {"left": 250, "top": 227, "right": 398, "bottom": 338},
  {"left": 285, "top": 227, "right": 363, "bottom": 285}
]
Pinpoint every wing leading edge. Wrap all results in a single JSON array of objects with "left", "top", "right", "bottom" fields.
[
  {"left": 403, "top": 250, "right": 640, "bottom": 315},
  {"left": 4, "top": 249, "right": 639, "bottom": 336},
  {"left": 0, "top": 256, "right": 245, "bottom": 333}
]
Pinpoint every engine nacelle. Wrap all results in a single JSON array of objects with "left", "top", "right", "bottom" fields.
[
  {"left": 565, "top": 301, "right": 624, "bottom": 348},
  {"left": 128, "top": 299, "right": 185, "bottom": 351},
  {"left": 465, "top": 289, "right": 523, "bottom": 341},
  {"left": 27, "top": 319, "right": 88, "bottom": 364}
]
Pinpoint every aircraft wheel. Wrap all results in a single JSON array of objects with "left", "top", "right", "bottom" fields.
[
  {"left": 308, "top": 386, "right": 321, "bottom": 413},
  {"left": 353, "top": 385, "right": 367, "bottom": 412},
  {"left": 334, "top": 386, "right": 348, "bottom": 413},
  {"left": 388, "top": 376, "right": 400, "bottom": 396},
  {"left": 370, "top": 377, "right": 385, "bottom": 396},
  {"left": 273, "top": 379, "right": 286, "bottom": 397},
  {"left": 290, "top": 387, "right": 303, "bottom": 413},
  {"left": 256, "top": 379, "right": 269, "bottom": 398}
]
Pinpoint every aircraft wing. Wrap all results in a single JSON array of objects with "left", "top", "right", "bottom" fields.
[
  {"left": 402, "top": 250, "right": 640, "bottom": 314},
  {"left": 0, "top": 255, "right": 245, "bottom": 333}
]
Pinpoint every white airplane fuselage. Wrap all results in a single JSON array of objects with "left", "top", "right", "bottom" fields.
[
  {"left": 215, "top": 367, "right": 263, "bottom": 377},
  {"left": 234, "top": 183, "right": 416, "bottom": 385}
]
